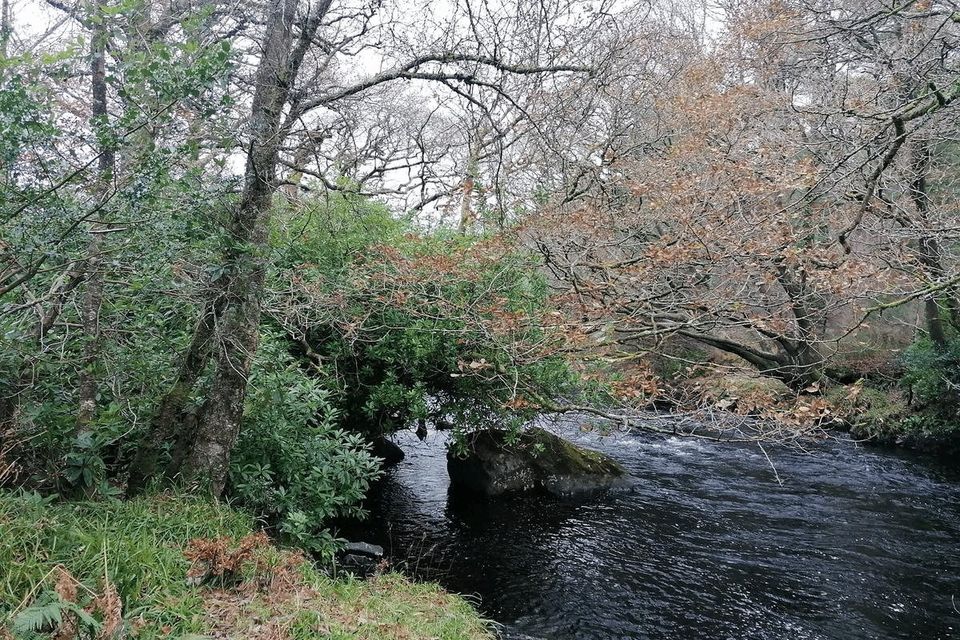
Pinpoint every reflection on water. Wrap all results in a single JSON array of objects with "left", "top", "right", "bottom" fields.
[{"left": 347, "top": 417, "right": 960, "bottom": 639}]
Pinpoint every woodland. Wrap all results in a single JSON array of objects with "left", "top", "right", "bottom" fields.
[{"left": 0, "top": 0, "right": 959, "bottom": 637}]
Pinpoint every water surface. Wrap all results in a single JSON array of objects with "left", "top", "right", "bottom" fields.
[{"left": 354, "top": 417, "right": 960, "bottom": 639}]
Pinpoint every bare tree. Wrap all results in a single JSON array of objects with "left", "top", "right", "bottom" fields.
[{"left": 526, "top": 0, "right": 960, "bottom": 388}]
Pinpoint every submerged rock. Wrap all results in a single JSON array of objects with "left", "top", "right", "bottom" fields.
[
  {"left": 498, "top": 630, "right": 547, "bottom": 640},
  {"left": 337, "top": 541, "right": 384, "bottom": 578},
  {"left": 447, "top": 427, "right": 627, "bottom": 498},
  {"left": 343, "top": 541, "right": 384, "bottom": 557},
  {"left": 371, "top": 436, "right": 405, "bottom": 466}
]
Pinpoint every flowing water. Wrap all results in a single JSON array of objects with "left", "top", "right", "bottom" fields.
[{"left": 353, "top": 417, "right": 960, "bottom": 639}]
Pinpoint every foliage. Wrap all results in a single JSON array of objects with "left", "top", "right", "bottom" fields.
[
  {"left": 895, "top": 338, "right": 960, "bottom": 439},
  {"left": 4, "top": 186, "right": 568, "bottom": 547},
  {"left": 823, "top": 372, "right": 958, "bottom": 448},
  {"left": 267, "top": 198, "right": 577, "bottom": 438},
  {"left": 0, "top": 76, "right": 56, "bottom": 167},
  {"left": 0, "top": 4, "right": 237, "bottom": 493},
  {"left": 9, "top": 589, "right": 101, "bottom": 639},
  {"left": 229, "top": 329, "right": 381, "bottom": 558},
  {"left": 901, "top": 337, "right": 960, "bottom": 419},
  {"left": 0, "top": 188, "right": 229, "bottom": 491}
]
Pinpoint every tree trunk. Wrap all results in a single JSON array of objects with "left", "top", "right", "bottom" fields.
[
  {"left": 774, "top": 258, "right": 826, "bottom": 385},
  {"left": 282, "top": 138, "right": 317, "bottom": 201},
  {"left": 77, "top": 6, "right": 115, "bottom": 434},
  {"left": 1, "top": 0, "right": 10, "bottom": 74},
  {"left": 909, "top": 141, "right": 955, "bottom": 348},
  {"left": 458, "top": 141, "right": 479, "bottom": 233},
  {"left": 125, "top": 298, "right": 221, "bottom": 494},
  {"left": 172, "top": 0, "right": 324, "bottom": 495}
]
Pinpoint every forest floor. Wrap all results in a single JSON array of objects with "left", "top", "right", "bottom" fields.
[{"left": 0, "top": 491, "right": 492, "bottom": 640}]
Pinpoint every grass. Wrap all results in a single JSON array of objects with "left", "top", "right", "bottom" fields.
[
  {"left": 209, "top": 572, "right": 492, "bottom": 640},
  {"left": 0, "top": 491, "right": 252, "bottom": 638},
  {"left": 0, "top": 491, "right": 493, "bottom": 640}
]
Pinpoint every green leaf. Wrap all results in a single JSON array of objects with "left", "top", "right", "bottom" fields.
[{"left": 12, "top": 597, "right": 65, "bottom": 634}]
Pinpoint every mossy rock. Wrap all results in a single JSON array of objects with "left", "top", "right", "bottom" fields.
[{"left": 447, "top": 428, "right": 627, "bottom": 498}]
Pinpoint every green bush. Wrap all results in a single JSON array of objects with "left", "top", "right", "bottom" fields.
[
  {"left": 901, "top": 337, "right": 960, "bottom": 421},
  {"left": 894, "top": 337, "right": 960, "bottom": 441},
  {"left": 3, "top": 185, "right": 576, "bottom": 532},
  {"left": 229, "top": 329, "right": 381, "bottom": 558},
  {"left": 266, "top": 201, "right": 577, "bottom": 439}
]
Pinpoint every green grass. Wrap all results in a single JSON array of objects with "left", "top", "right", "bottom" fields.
[
  {"left": 0, "top": 491, "right": 252, "bottom": 637},
  {"left": 0, "top": 491, "right": 492, "bottom": 640},
  {"left": 265, "top": 573, "right": 490, "bottom": 640}
]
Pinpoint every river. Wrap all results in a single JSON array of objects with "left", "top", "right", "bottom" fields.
[{"left": 352, "top": 416, "right": 960, "bottom": 639}]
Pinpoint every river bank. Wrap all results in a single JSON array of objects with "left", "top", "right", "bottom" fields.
[
  {"left": 668, "top": 371, "right": 960, "bottom": 456},
  {"left": 0, "top": 491, "right": 492, "bottom": 640}
]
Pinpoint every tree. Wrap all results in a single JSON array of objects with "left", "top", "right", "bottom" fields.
[
  {"left": 76, "top": 0, "right": 116, "bottom": 433},
  {"left": 526, "top": 0, "right": 960, "bottom": 389},
  {"left": 129, "top": 0, "right": 604, "bottom": 495},
  {"left": 1, "top": 0, "right": 236, "bottom": 489}
]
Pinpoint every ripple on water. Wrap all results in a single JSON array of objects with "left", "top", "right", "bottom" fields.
[{"left": 350, "top": 422, "right": 960, "bottom": 640}]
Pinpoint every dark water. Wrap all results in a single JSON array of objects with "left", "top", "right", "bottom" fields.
[{"left": 353, "top": 416, "right": 960, "bottom": 639}]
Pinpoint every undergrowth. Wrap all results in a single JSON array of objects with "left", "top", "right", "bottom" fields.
[{"left": 0, "top": 491, "right": 492, "bottom": 640}]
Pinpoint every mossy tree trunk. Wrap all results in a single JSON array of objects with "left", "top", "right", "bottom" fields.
[
  {"left": 77, "top": 2, "right": 115, "bottom": 436},
  {"left": 910, "top": 141, "right": 959, "bottom": 349},
  {"left": 153, "top": 0, "right": 325, "bottom": 495}
]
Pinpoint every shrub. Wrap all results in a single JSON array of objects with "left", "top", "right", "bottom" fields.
[
  {"left": 266, "top": 200, "right": 577, "bottom": 440},
  {"left": 871, "top": 337, "right": 960, "bottom": 446},
  {"left": 228, "top": 329, "right": 381, "bottom": 559},
  {"left": 900, "top": 337, "right": 960, "bottom": 424}
]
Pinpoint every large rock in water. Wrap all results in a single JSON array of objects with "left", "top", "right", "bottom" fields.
[
  {"left": 447, "top": 428, "right": 627, "bottom": 498},
  {"left": 370, "top": 435, "right": 405, "bottom": 466}
]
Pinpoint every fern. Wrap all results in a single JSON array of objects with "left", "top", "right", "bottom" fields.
[
  {"left": 68, "top": 604, "right": 99, "bottom": 631},
  {"left": 11, "top": 594, "right": 64, "bottom": 635},
  {"left": 8, "top": 592, "right": 101, "bottom": 639}
]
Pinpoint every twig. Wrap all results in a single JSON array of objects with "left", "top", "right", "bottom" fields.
[{"left": 758, "top": 442, "right": 783, "bottom": 487}]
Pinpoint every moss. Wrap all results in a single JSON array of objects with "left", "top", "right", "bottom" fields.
[
  {"left": 825, "top": 384, "right": 908, "bottom": 435},
  {"left": 523, "top": 427, "right": 624, "bottom": 477},
  {"left": 0, "top": 491, "right": 492, "bottom": 640},
  {"left": 650, "top": 344, "right": 712, "bottom": 380},
  {"left": 202, "top": 570, "right": 492, "bottom": 640},
  {"left": 824, "top": 384, "right": 959, "bottom": 453},
  {"left": 826, "top": 385, "right": 906, "bottom": 428},
  {"left": 858, "top": 389, "right": 908, "bottom": 431},
  {"left": 701, "top": 374, "right": 791, "bottom": 399},
  {"left": 687, "top": 373, "right": 793, "bottom": 413}
]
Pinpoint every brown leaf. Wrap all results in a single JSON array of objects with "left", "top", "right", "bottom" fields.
[
  {"left": 92, "top": 580, "right": 122, "bottom": 640},
  {"left": 52, "top": 566, "right": 79, "bottom": 640}
]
